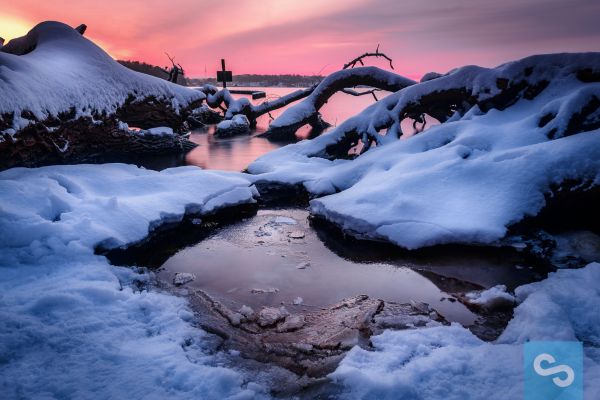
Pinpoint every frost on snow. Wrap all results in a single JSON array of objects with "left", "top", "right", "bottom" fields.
[
  {"left": 249, "top": 53, "right": 600, "bottom": 249},
  {"left": 331, "top": 263, "right": 600, "bottom": 400},
  {"left": 0, "top": 164, "right": 268, "bottom": 399}
]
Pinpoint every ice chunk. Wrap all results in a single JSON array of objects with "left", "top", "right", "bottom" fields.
[{"left": 173, "top": 272, "right": 196, "bottom": 286}]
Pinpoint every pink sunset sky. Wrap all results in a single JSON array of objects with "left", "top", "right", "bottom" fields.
[{"left": 1, "top": 0, "right": 599, "bottom": 80}]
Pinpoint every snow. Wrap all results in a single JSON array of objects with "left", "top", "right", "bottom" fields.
[
  {"left": 216, "top": 114, "right": 250, "bottom": 132},
  {"left": 249, "top": 53, "right": 600, "bottom": 249},
  {"left": 465, "top": 285, "right": 516, "bottom": 309},
  {"left": 0, "top": 163, "right": 268, "bottom": 399},
  {"left": 331, "top": 262, "right": 600, "bottom": 400},
  {"left": 0, "top": 21, "right": 204, "bottom": 134},
  {"left": 147, "top": 126, "right": 175, "bottom": 136}
]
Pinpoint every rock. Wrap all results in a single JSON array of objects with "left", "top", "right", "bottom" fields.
[
  {"left": 288, "top": 231, "right": 305, "bottom": 239},
  {"left": 258, "top": 306, "right": 289, "bottom": 327},
  {"left": 238, "top": 305, "right": 255, "bottom": 321},
  {"left": 227, "top": 312, "right": 244, "bottom": 326},
  {"left": 295, "top": 262, "right": 310, "bottom": 269},
  {"left": 293, "top": 296, "right": 304, "bottom": 305},
  {"left": 277, "top": 314, "right": 306, "bottom": 332},
  {"left": 173, "top": 272, "right": 196, "bottom": 286}
]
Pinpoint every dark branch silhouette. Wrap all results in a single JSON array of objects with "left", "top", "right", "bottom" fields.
[{"left": 343, "top": 44, "right": 394, "bottom": 70}]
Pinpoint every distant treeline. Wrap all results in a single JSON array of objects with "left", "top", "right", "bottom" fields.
[
  {"left": 118, "top": 60, "right": 322, "bottom": 87},
  {"left": 187, "top": 74, "right": 323, "bottom": 88}
]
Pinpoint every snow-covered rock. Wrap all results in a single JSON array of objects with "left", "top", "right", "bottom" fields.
[
  {"left": 0, "top": 163, "right": 267, "bottom": 399},
  {"left": 249, "top": 53, "right": 600, "bottom": 249},
  {"left": 331, "top": 263, "right": 600, "bottom": 399},
  {"left": 215, "top": 114, "right": 251, "bottom": 137},
  {"left": 465, "top": 285, "right": 516, "bottom": 309},
  {"left": 0, "top": 21, "right": 204, "bottom": 135}
]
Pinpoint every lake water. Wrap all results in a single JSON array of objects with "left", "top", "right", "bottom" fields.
[{"left": 158, "top": 208, "right": 543, "bottom": 326}]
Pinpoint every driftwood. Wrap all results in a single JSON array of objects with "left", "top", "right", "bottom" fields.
[
  {"left": 187, "top": 290, "right": 446, "bottom": 377},
  {"left": 0, "top": 92, "right": 206, "bottom": 170},
  {"left": 203, "top": 46, "right": 407, "bottom": 140},
  {"left": 198, "top": 84, "right": 316, "bottom": 126},
  {"left": 262, "top": 67, "right": 416, "bottom": 140},
  {"left": 0, "top": 115, "right": 196, "bottom": 170},
  {"left": 315, "top": 60, "right": 600, "bottom": 158}
]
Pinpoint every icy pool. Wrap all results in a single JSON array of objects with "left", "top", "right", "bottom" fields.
[{"left": 158, "top": 209, "right": 543, "bottom": 326}]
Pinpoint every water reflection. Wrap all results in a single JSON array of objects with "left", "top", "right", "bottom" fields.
[
  {"left": 184, "top": 124, "right": 284, "bottom": 171},
  {"left": 157, "top": 208, "right": 547, "bottom": 326}
]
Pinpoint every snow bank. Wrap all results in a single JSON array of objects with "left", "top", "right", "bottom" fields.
[
  {"left": 0, "top": 21, "right": 204, "bottom": 134},
  {"left": 0, "top": 164, "right": 267, "bottom": 399},
  {"left": 331, "top": 262, "right": 600, "bottom": 399},
  {"left": 249, "top": 53, "right": 600, "bottom": 249}
]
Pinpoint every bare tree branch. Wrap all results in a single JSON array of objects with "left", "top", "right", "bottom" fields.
[
  {"left": 343, "top": 44, "right": 394, "bottom": 70},
  {"left": 341, "top": 88, "right": 381, "bottom": 101}
]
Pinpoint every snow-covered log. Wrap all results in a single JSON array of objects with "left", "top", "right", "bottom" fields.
[
  {"left": 0, "top": 21, "right": 206, "bottom": 169},
  {"left": 263, "top": 67, "right": 416, "bottom": 140},
  {"left": 197, "top": 84, "right": 315, "bottom": 126},
  {"left": 249, "top": 53, "right": 600, "bottom": 249},
  {"left": 198, "top": 66, "right": 415, "bottom": 140}
]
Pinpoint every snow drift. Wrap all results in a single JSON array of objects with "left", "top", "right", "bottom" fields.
[
  {"left": 249, "top": 53, "right": 600, "bottom": 249},
  {"left": 331, "top": 262, "right": 600, "bottom": 400},
  {"left": 0, "top": 164, "right": 268, "bottom": 399}
]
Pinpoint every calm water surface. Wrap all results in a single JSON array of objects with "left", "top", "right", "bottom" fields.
[{"left": 159, "top": 209, "right": 542, "bottom": 326}]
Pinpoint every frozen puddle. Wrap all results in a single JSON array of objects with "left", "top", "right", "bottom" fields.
[{"left": 158, "top": 209, "right": 539, "bottom": 327}]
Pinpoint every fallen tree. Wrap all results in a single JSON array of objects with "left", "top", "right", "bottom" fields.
[
  {"left": 201, "top": 46, "right": 416, "bottom": 140},
  {"left": 247, "top": 53, "right": 600, "bottom": 249},
  {"left": 0, "top": 21, "right": 208, "bottom": 169},
  {"left": 296, "top": 54, "right": 600, "bottom": 158},
  {"left": 261, "top": 66, "right": 416, "bottom": 140}
]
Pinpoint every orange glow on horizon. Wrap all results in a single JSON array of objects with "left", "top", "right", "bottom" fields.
[{"left": 0, "top": 15, "right": 33, "bottom": 42}]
